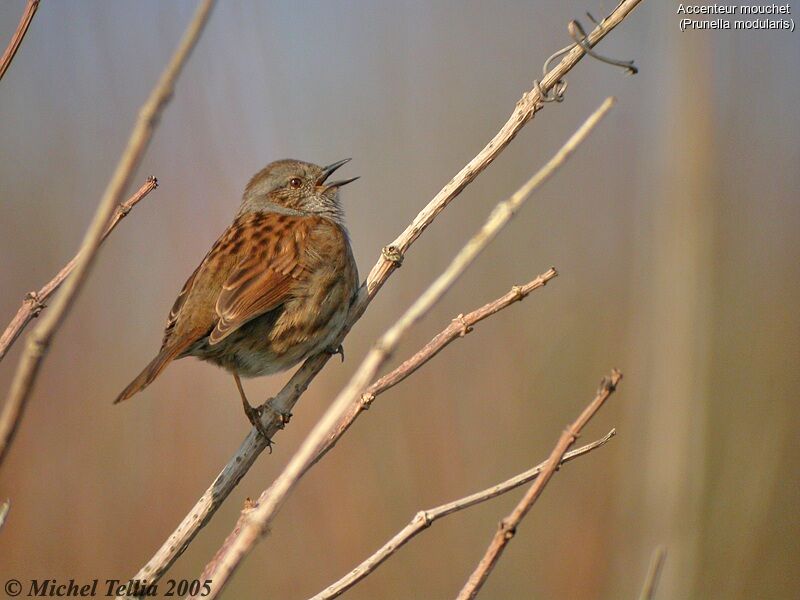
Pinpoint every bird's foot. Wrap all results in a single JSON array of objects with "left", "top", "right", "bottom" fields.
[
  {"left": 326, "top": 344, "right": 345, "bottom": 363},
  {"left": 243, "top": 402, "right": 274, "bottom": 451}
]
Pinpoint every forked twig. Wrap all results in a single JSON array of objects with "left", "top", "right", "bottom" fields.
[
  {"left": 310, "top": 430, "right": 616, "bottom": 600},
  {"left": 308, "top": 268, "right": 558, "bottom": 472},
  {"left": 456, "top": 370, "right": 623, "bottom": 599},
  {"left": 191, "top": 98, "right": 615, "bottom": 599},
  {"left": 0, "top": 0, "right": 215, "bottom": 467},
  {"left": 0, "top": 177, "right": 159, "bottom": 362}
]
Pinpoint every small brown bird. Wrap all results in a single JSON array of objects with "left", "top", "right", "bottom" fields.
[{"left": 115, "top": 159, "right": 359, "bottom": 435}]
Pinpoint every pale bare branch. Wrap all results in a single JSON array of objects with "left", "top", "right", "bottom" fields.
[
  {"left": 0, "top": 0, "right": 39, "bottom": 81},
  {"left": 638, "top": 546, "right": 667, "bottom": 600},
  {"left": 308, "top": 268, "right": 558, "bottom": 472},
  {"left": 0, "top": 0, "right": 215, "bottom": 467},
  {"left": 0, "top": 177, "right": 158, "bottom": 362},
  {"left": 455, "top": 370, "right": 623, "bottom": 600},
  {"left": 0, "top": 499, "right": 9, "bottom": 531},
  {"left": 311, "top": 430, "right": 616, "bottom": 600}
]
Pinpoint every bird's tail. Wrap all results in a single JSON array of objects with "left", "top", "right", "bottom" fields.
[{"left": 113, "top": 345, "right": 185, "bottom": 404}]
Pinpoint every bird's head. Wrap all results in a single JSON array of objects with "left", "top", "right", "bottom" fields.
[{"left": 240, "top": 158, "right": 357, "bottom": 224}]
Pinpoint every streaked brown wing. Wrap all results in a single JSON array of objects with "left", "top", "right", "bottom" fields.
[
  {"left": 162, "top": 263, "right": 201, "bottom": 345},
  {"left": 208, "top": 214, "right": 311, "bottom": 345}
]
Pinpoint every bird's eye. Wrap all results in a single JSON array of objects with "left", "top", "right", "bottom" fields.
[{"left": 289, "top": 177, "right": 303, "bottom": 189}]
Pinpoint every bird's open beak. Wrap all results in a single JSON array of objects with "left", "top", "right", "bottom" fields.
[{"left": 318, "top": 158, "right": 359, "bottom": 189}]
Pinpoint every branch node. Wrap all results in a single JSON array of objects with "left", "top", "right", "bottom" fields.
[
  {"left": 599, "top": 369, "right": 622, "bottom": 393},
  {"left": 452, "top": 313, "right": 473, "bottom": 337},
  {"left": 533, "top": 77, "right": 567, "bottom": 103},
  {"left": 381, "top": 245, "right": 404, "bottom": 267},
  {"left": 568, "top": 20, "right": 638, "bottom": 75},
  {"left": 415, "top": 510, "right": 433, "bottom": 528},
  {"left": 360, "top": 392, "right": 375, "bottom": 410},
  {"left": 23, "top": 291, "right": 45, "bottom": 316},
  {"left": 499, "top": 519, "right": 516, "bottom": 540}
]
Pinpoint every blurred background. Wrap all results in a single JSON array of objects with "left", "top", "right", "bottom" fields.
[{"left": 1, "top": 1, "right": 798, "bottom": 598}]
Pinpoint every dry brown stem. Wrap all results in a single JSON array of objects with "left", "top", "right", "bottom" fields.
[
  {"left": 191, "top": 98, "right": 615, "bottom": 599},
  {"left": 125, "top": 1, "right": 642, "bottom": 588},
  {"left": 0, "top": 0, "right": 39, "bottom": 81},
  {"left": 0, "top": 0, "right": 215, "bottom": 467},
  {"left": 0, "top": 177, "right": 158, "bottom": 363},
  {"left": 310, "top": 429, "right": 616, "bottom": 600},
  {"left": 455, "top": 369, "right": 623, "bottom": 600}
]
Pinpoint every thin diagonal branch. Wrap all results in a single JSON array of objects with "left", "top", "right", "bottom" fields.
[
  {"left": 0, "top": 499, "right": 8, "bottom": 531},
  {"left": 638, "top": 546, "right": 667, "bottom": 600},
  {"left": 456, "top": 369, "right": 623, "bottom": 600},
  {"left": 311, "top": 429, "right": 616, "bottom": 600},
  {"left": 127, "top": 1, "right": 642, "bottom": 586},
  {"left": 0, "top": 0, "right": 215, "bottom": 467},
  {"left": 0, "top": 0, "right": 39, "bottom": 81},
  {"left": 308, "top": 267, "right": 558, "bottom": 472},
  {"left": 0, "top": 177, "right": 159, "bottom": 362},
  {"left": 192, "top": 97, "right": 615, "bottom": 599}
]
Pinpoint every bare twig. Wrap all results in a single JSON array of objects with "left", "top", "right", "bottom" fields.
[
  {"left": 308, "top": 268, "right": 558, "bottom": 471},
  {"left": 128, "top": 1, "right": 642, "bottom": 586},
  {"left": 0, "top": 177, "right": 159, "bottom": 363},
  {"left": 638, "top": 546, "right": 667, "bottom": 600},
  {"left": 310, "top": 429, "right": 616, "bottom": 600},
  {"left": 0, "top": 499, "right": 9, "bottom": 531},
  {"left": 0, "top": 0, "right": 39, "bottom": 81},
  {"left": 192, "top": 98, "right": 615, "bottom": 599},
  {"left": 456, "top": 369, "right": 623, "bottom": 600},
  {"left": 0, "top": 0, "right": 215, "bottom": 467}
]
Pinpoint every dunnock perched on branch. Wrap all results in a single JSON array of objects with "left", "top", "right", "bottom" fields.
[{"left": 115, "top": 159, "right": 359, "bottom": 436}]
